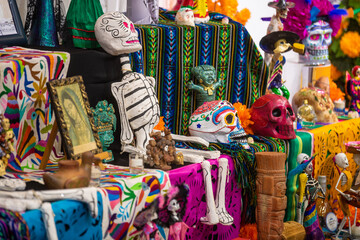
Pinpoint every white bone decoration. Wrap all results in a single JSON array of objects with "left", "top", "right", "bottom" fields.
[{"left": 95, "top": 12, "right": 160, "bottom": 156}]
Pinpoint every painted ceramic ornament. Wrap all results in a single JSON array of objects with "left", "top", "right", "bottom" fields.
[
  {"left": 250, "top": 94, "right": 296, "bottom": 139},
  {"left": 260, "top": 31, "right": 302, "bottom": 99},
  {"left": 292, "top": 87, "right": 338, "bottom": 123},
  {"left": 180, "top": 0, "right": 209, "bottom": 24},
  {"left": 255, "top": 152, "right": 287, "bottom": 239},
  {"left": 92, "top": 100, "right": 116, "bottom": 163},
  {"left": 175, "top": 7, "right": 195, "bottom": 27},
  {"left": 188, "top": 100, "right": 249, "bottom": 149},
  {"left": 347, "top": 66, "right": 360, "bottom": 114},
  {"left": 188, "top": 65, "right": 223, "bottom": 109},
  {"left": 95, "top": 12, "right": 160, "bottom": 156},
  {"left": 0, "top": 114, "right": 14, "bottom": 177},
  {"left": 301, "top": 20, "right": 333, "bottom": 64}
]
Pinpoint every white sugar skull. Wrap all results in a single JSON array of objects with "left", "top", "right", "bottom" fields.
[
  {"left": 302, "top": 20, "right": 333, "bottom": 63},
  {"left": 168, "top": 199, "right": 180, "bottom": 212},
  {"left": 175, "top": 8, "right": 195, "bottom": 27},
  {"left": 95, "top": 12, "right": 142, "bottom": 55},
  {"left": 188, "top": 100, "right": 249, "bottom": 149}
]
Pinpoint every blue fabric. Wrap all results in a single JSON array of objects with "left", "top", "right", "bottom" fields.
[{"left": 22, "top": 192, "right": 104, "bottom": 240}]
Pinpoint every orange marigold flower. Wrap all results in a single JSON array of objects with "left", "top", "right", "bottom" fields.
[
  {"left": 340, "top": 31, "right": 360, "bottom": 58},
  {"left": 330, "top": 80, "right": 345, "bottom": 101},
  {"left": 233, "top": 102, "right": 254, "bottom": 134},
  {"left": 330, "top": 64, "right": 343, "bottom": 80},
  {"left": 153, "top": 116, "right": 165, "bottom": 131},
  {"left": 235, "top": 8, "right": 251, "bottom": 26},
  {"left": 348, "top": 8, "right": 354, "bottom": 18}
]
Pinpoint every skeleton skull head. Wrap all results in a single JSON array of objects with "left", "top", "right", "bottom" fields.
[
  {"left": 188, "top": 101, "right": 249, "bottom": 148},
  {"left": 175, "top": 8, "right": 195, "bottom": 27},
  {"left": 297, "top": 153, "right": 313, "bottom": 175},
  {"left": 95, "top": 12, "right": 142, "bottom": 56},
  {"left": 335, "top": 153, "right": 349, "bottom": 169},
  {"left": 250, "top": 94, "right": 296, "bottom": 139},
  {"left": 303, "top": 20, "right": 333, "bottom": 63},
  {"left": 168, "top": 199, "right": 180, "bottom": 212}
]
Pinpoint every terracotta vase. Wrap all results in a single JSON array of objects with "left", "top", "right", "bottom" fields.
[{"left": 256, "top": 152, "right": 287, "bottom": 240}]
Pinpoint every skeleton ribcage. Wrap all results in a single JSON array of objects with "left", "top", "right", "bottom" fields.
[{"left": 114, "top": 72, "right": 160, "bottom": 131}]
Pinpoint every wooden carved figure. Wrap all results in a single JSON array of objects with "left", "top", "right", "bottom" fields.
[
  {"left": 188, "top": 65, "right": 223, "bottom": 109},
  {"left": 95, "top": 12, "right": 160, "bottom": 157},
  {"left": 260, "top": 31, "right": 301, "bottom": 99},
  {"left": 255, "top": 152, "right": 287, "bottom": 239}
]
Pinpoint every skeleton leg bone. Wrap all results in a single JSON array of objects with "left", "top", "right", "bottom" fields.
[
  {"left": 41, "top": 202, "right": 58, "bottom": 240},
  {"left": 200, "top": 160, "right": 219, "bottom": 225},
  {"left": 215, "top": 158, "right": 233, "bottom": 225}
]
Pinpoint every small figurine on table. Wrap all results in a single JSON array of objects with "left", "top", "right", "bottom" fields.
[
  {"left": 134, "top": 199, "right": 160, "bottom": 240},
  {"left": 188, "top": 65, "right": 223, "bottom": 108},
  {"left": 288, "top": 153, "right": 325, "bottom": 239},
  {"left": 267, "top": 0, "right": 295, "bottom": 34},
  {"left": 260, "top": 31, "right": 303, "bottom": 99},
  {"left": 334, "top": 153, "right": 360, "bottom": 239},
  {"left": 347, "top": 66, "right": 360, "bottom": 114},
  {"left": 0, "top": 114, "right": 14, "bottom": 177}
]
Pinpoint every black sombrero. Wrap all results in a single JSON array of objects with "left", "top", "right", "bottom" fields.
[
  {"left": 260, "top": 31, "right": 299, "bottom": 54},
  {"left": 268, "top": 0, "right": 295, "bottom": 10}
]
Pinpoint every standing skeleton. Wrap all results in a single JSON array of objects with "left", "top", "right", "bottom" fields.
[{"left": 95, "top": 12, "right": 160, "bottom": 156}]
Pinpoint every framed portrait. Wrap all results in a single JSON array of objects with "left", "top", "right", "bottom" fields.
[
  {"left": 0, "top": 0, "right": 27, "bottom": 47},
  {"left": 47, "top": 76, "right": 103, "bottom": 160}
]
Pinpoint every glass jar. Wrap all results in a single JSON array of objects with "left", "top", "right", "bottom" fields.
[
  {"left": 129, "top": 153, "right": 144, "bottom": 174},
  {"left": 90, "top": 163, "right": 101, "bottom": 187}
]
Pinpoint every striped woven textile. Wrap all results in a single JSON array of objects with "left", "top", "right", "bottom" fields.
[{"left": 131, "top": 10, "right": 268, "bottom": 135}]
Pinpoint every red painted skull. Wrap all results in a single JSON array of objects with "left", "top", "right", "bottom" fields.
[{"left": 250, "top": 94, "right": 296, "bottom": 139}]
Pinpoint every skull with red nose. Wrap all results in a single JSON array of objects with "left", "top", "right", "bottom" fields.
[{"left": 250, "top": 94, "right": 296, "bottom": 139}]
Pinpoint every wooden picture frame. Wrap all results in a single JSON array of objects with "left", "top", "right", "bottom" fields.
[
  {"left": 46, "top": 76, "right": 102, "bottom": 160},
  {"left": 0, "top": 0, "right": 27, "bottom": 47}
]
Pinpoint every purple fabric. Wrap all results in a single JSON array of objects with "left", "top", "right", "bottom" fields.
[{"left": 168, "top": 155, "right": 241, "bottom": 240}]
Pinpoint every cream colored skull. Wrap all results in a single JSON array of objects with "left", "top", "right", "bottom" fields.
[
  {"left": 335, "top": 153, "right": 349, "bottom": 169},
  {"left": 175, "top": 8, "right": 195, "bottom": 27},
  {"left": 95, "top": 12, "right": 142, "bottom": 55}
]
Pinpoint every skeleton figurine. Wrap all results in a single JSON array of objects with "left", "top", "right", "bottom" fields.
[
  {"left": 260, "top": 31, "right": 301, "bottom": 99},
  {"left": 301, "top": 20, "right": 333, "bottom": 65},
  {"left": 265, "top": 0, "right": 295, "bottom": 64},
  {"left": 188, "top": 65, "right": 223, "bottom": 109},
  {"left": 294, "top": 153, "right": 325, "bottom": 239},
  {"left": 95, "top": 12, "right": 160, "bottom": 157},
  {"left": 188, "top": 101, "right": 249, "bottom": 225},
  {"left": 334, "top": 153, "right": 360, "bottom": 239}
]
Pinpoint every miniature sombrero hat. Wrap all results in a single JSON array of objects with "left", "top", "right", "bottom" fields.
[
  {"left": 268, "top": 0, "right": 295, "bottom": 10},
  {"left": 260, "top": 31, "right": 299, "bottom": 54}
]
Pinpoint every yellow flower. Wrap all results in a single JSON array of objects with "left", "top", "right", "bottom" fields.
[
  {"left": 330, "top": 64, "right": 343, "bottom": 80},
  {"left": 235, "top": 8, "right": 251, "bottom": 26},
  {"left": 31, "top": 74, "right": 47, "bottom": 108},
  {"left": 340, "top": 31, "right": 360, "bottom": 58},
  {"left": 233, "top": 102, "right": 254, "bottom": 134}
]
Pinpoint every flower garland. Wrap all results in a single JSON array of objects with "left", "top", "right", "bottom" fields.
[{"left": 207, "top": 0, "right": 251, "bottom": 25}]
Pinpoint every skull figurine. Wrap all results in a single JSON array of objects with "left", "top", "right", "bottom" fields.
[
  {"left": 302, "top": 20, "right": 333, "bottom": 64},
  {"left": 94, "top": 12, "right": 142, "bottom": 55},
  {"left": 175, "top": 8, "right": 195, "bottom": 27},
  {"left": 250, "top": 94, "right": 296, "bottom": 139},
  {"left": 188, "top": 100, "right": 249, "bottom": 149}
]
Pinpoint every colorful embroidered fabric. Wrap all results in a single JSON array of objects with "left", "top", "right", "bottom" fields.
[
  {"left": 0, "top": 208, "right": 30, "bottom": 240},
  {"left": 168, "top": 155, "right": 242, "bottom": 240},
  {"left": 131, "top": 10, "right": 268, "bottom": 135},
  {"left": 0, "top": 47, "right": 70, "bottom": 171}
]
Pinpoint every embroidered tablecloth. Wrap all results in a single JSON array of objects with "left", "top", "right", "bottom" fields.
[
  {"left": 131, "top": 10, "right": 268, "bottom": 135},
  {"left": 0, "top": 47, "right": 70, "bottom": 171},
  {"left": 4, "top": 164, "right": 171, "bottom": 240}
]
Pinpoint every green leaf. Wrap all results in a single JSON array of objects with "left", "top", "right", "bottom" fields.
[
  {"left": 130, "top": 182, "right": 142, "bottom": 191},
  {"left": 40, "top": 124, "right": 53, "bottom": 134}
]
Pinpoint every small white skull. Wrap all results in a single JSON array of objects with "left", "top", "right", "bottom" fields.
[
  {"left": 335, "top": 153, "right": 349, "bottom": 169},
  {"left": 168, "top": 199, "right": 180, "bottom": 212},
  {"left": 302, "top": 20, "right": 332, "bottom": 63},
  {"left": 95, "top": 12, "right": 142, "bottom": 55},
  {"left": 188, "top": 100, "right": 249, "bottom": 149},
  {"left": 175, "top": 8, "right": 195, "bottom": 27}
]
